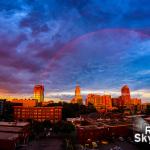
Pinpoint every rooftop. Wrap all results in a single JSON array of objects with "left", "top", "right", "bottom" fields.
[
  {"left": 0, "top": 126, "right": 23, "bottom": 133},
  {"left": 144, "top": 117, "right": 150, "bottom": 121},
  {"left": 0, "top": 121, "right": 29, "bottom": 127},
  {"left": 0, "top": 132, "right": 19, "bottom": 140}
]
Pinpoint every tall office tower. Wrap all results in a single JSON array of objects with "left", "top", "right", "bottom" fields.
[
  {"left": 75, "top": 85, "right": 83, "bottom": 104},
  {"left": 86, "top": 94, "right": 112, "bottom": 111},
  {"left": 70, "top": 85, "right": 83, "bottom": 104},
  {"left": 75, "top": 85, "right": 81, "bottom": 99},
  {"left": 121, "top": 85, "right": 131, "bottom": 107},
  {"left": 34, "top": 85, "right": 44, "bottom": 103}
]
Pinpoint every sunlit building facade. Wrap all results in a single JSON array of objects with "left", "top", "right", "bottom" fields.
[
  {"left": 33, "top": 85, "right": 44, "bottom": 103},
  {"left": 112, "top": 85, "right": 141, "bottom": 111},
  {"left": 121, "top": 85, "right": 131, "bottom": 107},
  {"left": 14, "top": 106, "right": 62, "bottom": 122},
  {"left": 85, "top": 85, "right": 141, "bottom": 112},
  {"left": 71, "top": 85, "right": 83, "bottom": 104},
  {"left": 131, "top": 98, "right": 141, "bottom": 105},
  {"left": 11, "top": 99, "right": 36, "bottom": 107},
  {"left": 86, "top": 94, "right": 112, "bottom": 111}
]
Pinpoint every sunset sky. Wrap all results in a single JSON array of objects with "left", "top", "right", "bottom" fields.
[{"left": 0, "top": 0, "right": 150, "bottom": 101}]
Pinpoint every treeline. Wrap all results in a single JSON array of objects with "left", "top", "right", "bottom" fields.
[
  {"left": 46, "top": 102, "right": 97, "bottom": 120},
  {"left": 62, "top": 102, "right": 97, "bottom": 120}
]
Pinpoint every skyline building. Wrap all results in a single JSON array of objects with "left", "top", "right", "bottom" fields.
[
  {"left": 14, "top": 106, "right": 62, "bottom": 122},
  {"left": 33, "top": 85, "right": 44, "bottom": 103},
  {"left": 85, "top": 85, "right": 141, "bottom": 112},
  {"left": 111, "top": 85, "right": 141, "bottom": 113},
  {"left": 11, "top": 98, "right": 36, "bottom": 107},
  {"left": 121, "top": 85, "right": 131, "bottom": 107},
  {"left": 71, "top": 85, "right": 83, "bottom": 104},
  {"left": 86, "top": 94, "right": 112, "bottom": 111}
]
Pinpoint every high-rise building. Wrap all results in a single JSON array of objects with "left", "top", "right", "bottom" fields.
[
  {"left": 70, "top": 85, "right": 83, "bottom": 104},
  {"left": 121, "top": 85, "right": 130, "bottom": 98},
  {"left": 112, "top": 85, "right": 141, "bottom": 113},
  {"left": 121, "top": 85, "right": 131, "bottom": 107},
  {"left": 33, "top": 85, "right": 44, "bottom": 103},
  {"left": 86, "top": 94, "right": 112, "bottom": 111},
  {"left": 75, "top": 85, "right": 82, "bottom": 100}
]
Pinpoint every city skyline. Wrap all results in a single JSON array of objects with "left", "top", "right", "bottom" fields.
[
  {"left": 0, "top": 1, "right": 150, "bottom": 101},
  {"left": 0, "top": 84, "right": 149, "bottom": 103}
]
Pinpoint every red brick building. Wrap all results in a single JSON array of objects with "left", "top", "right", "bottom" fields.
[
  {"left": 77, "top": 124, "right": 132, "bottom": 144},
  {"left": 121, "top": 85, "right": 131, "bottom": 106},
  {"left": 86, "top": 94, "right": 112, "bottom": 111},
  {"left": 112, "top": 85, "right": 141, "bottom": 111},
  {"left": 14, "top": 106, "right": 62, "bottom": 122},
  {"left": 0, "top": 132, "right": 19, "bottom": 150},
  {"left": 0, "top": 121, "right": 30, "bottom": 150},
  {"left": 11, "top": 99, "right": 36, "bottom": 107}
]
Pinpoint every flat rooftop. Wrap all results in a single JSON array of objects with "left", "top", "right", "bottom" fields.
[
  {"left": 144, "top": 117, "right": 150, "bottom": 121},
  {"left": 77, "top": 125, "right": 104, "bottom": 130},
  {"left": 0, "top": 121, "right": 29, "bottom": 127},
  {"left": 0, "top": 132, "right": 19, "bottom": 140},
  {"left": 77, "top": 121, "right": 132, "bottom": 130},
  {"left": 0, "top": 126, "right": 23, "bottom": 133},
  {"left": 125, "top": 115, "right": 145, "bottom": 118}
]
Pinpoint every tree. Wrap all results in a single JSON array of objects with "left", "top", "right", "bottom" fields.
[
  {"left": 42, "top": 120, "right": 52, "bottom": 129},
  {"left": 62, "top": 103, "right": 80, "bottom": 119},
  {"left": 53, "top": 121, "right": 75, "bottom": 134},
  {"left": 87, "top": 103, "right": 97, "bottom": 113},
  {"left": 145, "top": 105, "right": 150, "bottom": 115},
  {"left": 3, "top": 101, "right": 14, "bottom": 121},
  {"left": 62, "top": 102, "right": 97, "bottom": 120}
]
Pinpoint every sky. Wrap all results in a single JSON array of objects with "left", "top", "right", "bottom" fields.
[{"left": 0, "top": 0, "right": 150, "bottom": 101}]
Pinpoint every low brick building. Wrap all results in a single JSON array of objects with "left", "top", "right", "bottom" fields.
[
  {"left": 0, "top": 132, "right": 19, "bottom": 150},
  {"left": 77, "top": 124, "right": 132, "bottom": 144},
  {"left": 11, "top": 99, "right": 36, "bottom": 107},
  {"left": 86, "top": 94, "right": 112, "bottom": 111},
  {"left": 14, "top": 106, "right": 62, "bottom": 122},
  {"left": 0, "top": 121, "right": 30, "bottom": 150}
]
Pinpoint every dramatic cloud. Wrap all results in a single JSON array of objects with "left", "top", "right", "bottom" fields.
[{"left": 0, "top": 0, "right": 149, "bottom": 101}]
